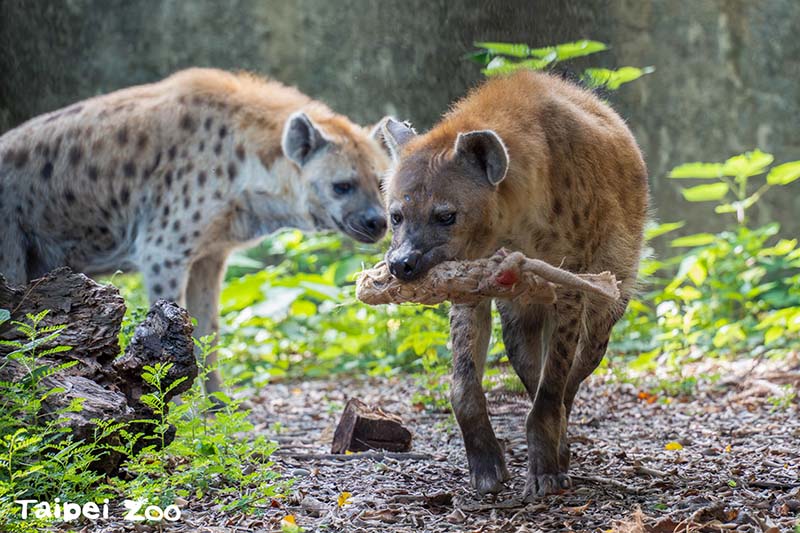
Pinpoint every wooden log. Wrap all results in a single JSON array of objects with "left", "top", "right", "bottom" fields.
[
  {"left": 0, "top": 267, "right": 125, "bottom": 372},
  {"left": 0, "top": 268, "right": 197, "bottom": 472},
  {"left": 331, "top": 398, "right": 413, "bottom": 454}
]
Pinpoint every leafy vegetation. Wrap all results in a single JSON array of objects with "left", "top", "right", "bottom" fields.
[
  {"left": 0, "top": 313, "right": 282, "bottom": 532},
  {"left": 468, "top": 39, "right": 654, "bottom": 90},
  {"left": 0, "top": 311, "right": 108, "bottom": 532},
  {"left": 218, "top": 232, "right": 451, "bottom": 380},
  {"left": 611, "top": 150, "right": 800, "bottom": 389}
]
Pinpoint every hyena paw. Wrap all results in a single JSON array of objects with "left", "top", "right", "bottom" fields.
[
  {"left": 468, "top": 452, "right": 510, "bottom": 496},
  {"left": 522, "top": 472, "right": 571, "bottom": 501}
]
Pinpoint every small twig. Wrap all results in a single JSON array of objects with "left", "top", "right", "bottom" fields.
[
  {"left": 572, "top": 474, "right": 638, "bottom": 493},
  {"left": 633, "top": 464, "right": 669, "bottom": 478},
  {"left": 274, "top": 450, "right": 432, "bottom": 461}
]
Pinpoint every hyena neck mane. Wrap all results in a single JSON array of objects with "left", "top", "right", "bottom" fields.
[{"left": 225, "top": 156, "right": 314, "bottom": 245}]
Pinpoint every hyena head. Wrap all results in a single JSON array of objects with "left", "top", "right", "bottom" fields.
[
  {"left": 281, "top": 111, "right": 389, "bottom": 243},
  {"left": 381, "top": 118, "right": 509, "bottom": 281}
]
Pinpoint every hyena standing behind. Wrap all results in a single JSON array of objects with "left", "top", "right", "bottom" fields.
[
  {"left": 381, "top": 70, "right": 648, "bottom": 500},
  {"left": 0, "top": 68, "right": 390, "bottom": 393}
]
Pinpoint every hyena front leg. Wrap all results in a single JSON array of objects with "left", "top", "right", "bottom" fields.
[
  {"left": 450, "top": 300, "right": 510, "bottom": 495},
  {"left": 185, "top": 253, "right": 227, "bottom": 395},
  {"left": 521, "top": 292, "right": 583, "bottom": 500}
]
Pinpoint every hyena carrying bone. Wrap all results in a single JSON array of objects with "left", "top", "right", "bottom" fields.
[
  {"left": 0, "top": 68, "right": 391, "bottom": 393},
  {"left": 380, "top": 69, "right": 648, "bottom": 500}
]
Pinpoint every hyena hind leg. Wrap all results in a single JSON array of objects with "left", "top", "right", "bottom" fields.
[
  {"left": 520, "top": 293, "right": 584, "bottom": 500},
  {"left": 496, "top": 301, "right": 553, "bottom": 402},
  {"left": 185, "top": 254, "right": 227, "bottom": 395},
  {"left": 560, "top": 298, "right": 629, "bottom": 469}
]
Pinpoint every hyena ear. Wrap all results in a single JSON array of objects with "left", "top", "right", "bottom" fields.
[
  {"left": 368, "top": 117, "right": 393, "bottom": 157},
  {"left": 454, "top": 130, "right": 509, "bottom": 186},
  {"left": 282, "top": 111, "right": 330, "bottom": 167},
  {"left": 378, "top": 117, "right": 417, "bottom": 161}
]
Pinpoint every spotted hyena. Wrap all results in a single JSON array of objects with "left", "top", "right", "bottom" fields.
[
  {"left": 0, "top": 68, "right": 390, "bottom": 393},
  {"left": 380, "top": 70, "right": 648, "bottom": 500}
]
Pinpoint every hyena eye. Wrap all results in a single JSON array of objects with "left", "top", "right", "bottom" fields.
[
  {"left": 437, "top": 212, "right": 456, "bottom": 226},
  {"left": 333, "top": 182, "right": 354, "bottom": 195},
  {"left": 390, "top": 212, "right": 403, "bottom": 226}
]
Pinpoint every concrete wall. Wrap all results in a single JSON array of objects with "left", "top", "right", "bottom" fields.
[{"left": 1, "top": 0, "right": 798, "bottom": 236}]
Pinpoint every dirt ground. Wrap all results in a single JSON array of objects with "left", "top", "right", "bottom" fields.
[
  {"left": 237, "top": 357, "right": 798, "bottom": 533},
  {"left": 80, "top": 357, "right": 799, "bottom": 533}
]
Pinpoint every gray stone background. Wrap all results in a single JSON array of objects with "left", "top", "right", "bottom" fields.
[{"left": 1, "top": 0, "right": 798, "bottom": 239}]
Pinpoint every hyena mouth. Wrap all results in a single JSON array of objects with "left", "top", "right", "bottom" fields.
[{"left": 333, "top": 217, "right": 378, "bottom": 244}]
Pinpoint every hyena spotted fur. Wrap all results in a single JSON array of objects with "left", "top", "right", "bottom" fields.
[
  {"left": 0, "top": 68, "right": 390, "bottom": 393},
  {"left": 380, "top": 70, "right": 648, "bottom": 500}
]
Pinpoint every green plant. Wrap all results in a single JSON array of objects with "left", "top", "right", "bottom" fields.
[
  {"left": 610, "top": 151, "right": 800, "bottom": 379},
  {"left": 670, "top": 149, "right": 800, "bottom": 225},
  {"left": 0, "top": 311, "right": 283, "bottom": 531},
  {"left": 0, "top": 311, "right": 113, "bottom": 533},
  {"left": 117, "top": 334, "right": 283, "bottom": 512},
  {"left": 468, "top": 39, "right": 654, "bottom": 90},
  {"left": 767, "top": 384, "right": 797, "bottom": 412},
  {"left": 218, "top": 230, "right": 455, "bottom": 382},
  {"left": 138, "top": 363, "right": 188, "bottom": 449}
]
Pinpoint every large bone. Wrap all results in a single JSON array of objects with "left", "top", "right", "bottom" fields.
[{"left": 356, "top": 249, "right": 620, "bottom": 306}]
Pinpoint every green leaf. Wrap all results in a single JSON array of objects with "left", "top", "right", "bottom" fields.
[
  {"left": 474, "top": 41, "right": 531, "bottom": 58},
  {"left": 681, "top": 183, "right": 729, "bottom": 202},
  {"left": 549, "top": 40, "right": 608, "bottom": 61},
  {"left": 290, "top": 299, "right": 317, "bottom": 317},
  {"left": 766, "top": 160, "right": 800, "bottom": 185},
  {"left": 627, "top": 348, "right": 660, "bottom": 371},
  {"left": 226, "top": 253, "right": 265, "bottom": 270},
  {"left": 687, "top": 260, "right": 707, "bottom": 286},
  {"left": 670, "top": 233, "right": 717, "bottom": 247},
  {"left": 0, "top": 308, "right": 9, "bottom": 325},
  {"left": 758, "top": 239, "right": 797, "bottom": 257},
  {"left": 669, "top": 162, "right": 724, "bottom": 179},
  {"left": 209, "top": 391, "right": 233, "bottom": 406},
  {"left": 713, "top": 323, "right": 746, "bottom": 348},
  {"left": 644, "top": 221, "right": 685, "bottom": 240},
  {"left": 721, "top": 150, "right": 773, "bottom": 178},
  {"left": 714, "top": 202, "right": 738, "bottom": 214},
  {"left": 482, "top": 56, "right": 551, "bottom": 76},
  {"left": 465, "top": 50, "right": 493, "bottom": 66},
  {"left": 583, "top": 66, "right": 654, "bottom": 90},
  {"left": 764, "top": 326, "right": 783, "bottom": 345}
]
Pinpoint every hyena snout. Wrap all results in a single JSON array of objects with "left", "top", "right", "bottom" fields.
[
  {"left": 344, "top": 206, "right": 386, "bottom": 243},
  {"left": 386, "top": 245, "right": 424, "bottom": 281}
]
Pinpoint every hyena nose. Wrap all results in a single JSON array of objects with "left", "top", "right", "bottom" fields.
[
  {"left": 389, "top": 250, "right": 422, "bottom": 281},
  {"left": 362, "top": 213, "right": 387, "bottom": 238}
]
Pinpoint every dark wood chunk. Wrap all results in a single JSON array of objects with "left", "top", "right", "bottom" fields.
[{"left": 331, "top": 398, "right": 413, "bottom": 454}]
